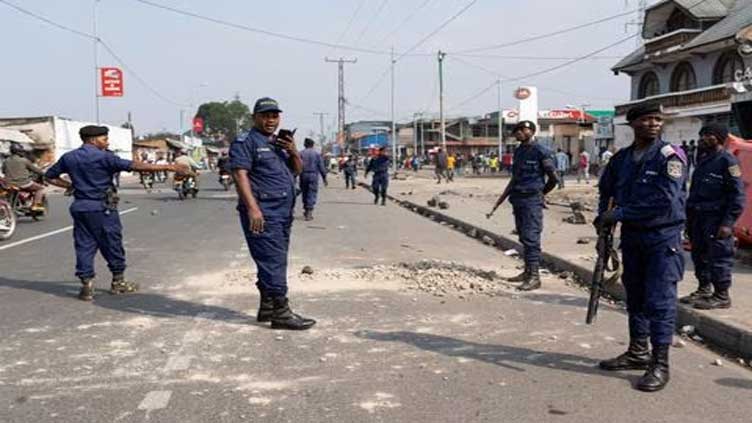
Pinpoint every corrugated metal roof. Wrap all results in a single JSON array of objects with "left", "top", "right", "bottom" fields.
[
  {"left": 685, "top": 0, "right": 752, "bottom": 48},
  {"left": 612, "top": 46, "right": 646, "bottom": 71},
  {"left": 675, "top": 0, "right": 733, "bottom": 19},
  {"left": 0, "top": 128, "right": 35, "bottom": 144}
]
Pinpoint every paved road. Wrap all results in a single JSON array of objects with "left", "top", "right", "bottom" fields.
[{"left": 1, "top": 173, "right": 751, "bottom": 422}]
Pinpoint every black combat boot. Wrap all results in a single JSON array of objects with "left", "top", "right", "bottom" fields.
[
  {"left": 256, "top": 296, "right": 274, "bottom": 323},
  {"left": 270, "top": 297, "right": 316, "bottom": 330},
  {"left": 505, "top": 266, "right": 528, "bottom": 283},
  {"left": 599, "top": 337, "right": 651, "bottom": 371},
  {"left": 693, "top": 288, "right": 731, "bottom": 310},
  {"left": 517, "top": 265, "right": 541, "bottom": 291},
  {"left": 679, "top": 283, "right": 712, "bottom": 305},
  {"left": 78, "top": 278, "right": 94, "bottom": 301},
  {"left": 381, "top": 196, "right": 386, "bottom": 206},
  {"left": 636, "top": 344, "right": 670, "bottom": 392},
  {"left": 374, "top": 195, "right": 379, "bottom": 205},
  {"left": 110, "top": 273, "right": 139, "bottom": 295},
  {"left": 304, "top": 210, "right": 313, "bottom": 221}
]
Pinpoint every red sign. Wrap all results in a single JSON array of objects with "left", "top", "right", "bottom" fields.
[
  {"left": 192, "top": 117, "right": 204, "bottom": 134},
  {"left": 514, "top": 87, "right": 531, "bottom": 100},
  {"left": 100, "top": 67, "right": 124, "bottom": 97}
]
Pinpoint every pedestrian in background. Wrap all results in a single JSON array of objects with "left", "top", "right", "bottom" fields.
[
  {"left": 344, "top": 154, "right": 358, "bottom": 189},
  {"left": 435, "top": 148, "right": 448, "bottom": 184},
  {"left": 365, "top": 147, "right": 391, "bottom": 206},
  {"left": 555, "top": 148, "right": 569, "bottom": 189},
  {"left": 447, "top": 153, "right": 456, "bottom": 181},
  {"left": 682, "top": 124, "right": 745, "bottom": 310},
  {"left": 577, "top": 148, "right": 590, "bottom": 184},
  {"left": 299, "top": 138, "right": 328, "bottom": 221}
]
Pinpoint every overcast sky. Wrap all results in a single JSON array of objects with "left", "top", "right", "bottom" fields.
[{"left": 0, "top": 0, "right": 648, "bottom": 138}]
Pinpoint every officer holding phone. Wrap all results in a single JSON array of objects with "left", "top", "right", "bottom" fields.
[{"left": 229, "top": 97, "right": 316, "bottom": 330}]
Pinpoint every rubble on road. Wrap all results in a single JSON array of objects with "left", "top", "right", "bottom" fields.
[{"left": 301, "top": 266, "right": 314, "bottom": 275}]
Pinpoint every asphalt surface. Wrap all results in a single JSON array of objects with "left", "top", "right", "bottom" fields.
[{"left": 1, "top": 173, "right": 751, "bottom": 423}]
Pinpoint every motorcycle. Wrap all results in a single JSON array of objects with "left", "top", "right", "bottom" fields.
[
  {"left": 218, "top": 171, "right": 233, "bottom": 191},
  {"left": 0, "top": 176, "right": 48, "bottom": 221},
  {"left": 174, "top": 175, "right": 198, "bottom": 200},
  {"left": 141, "top": 172, "right": 155, "bottom": 192},
  {"left": 0, "top": 197, "right": 16, "bottom": 241}
]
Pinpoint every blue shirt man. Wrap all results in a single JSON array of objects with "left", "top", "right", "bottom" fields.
[
  {"left": 488, "top": 120, "right": 558, "bottom": 291},
  {"left": 44, "top": 125, "right": 181, "bottom": 301},
  {"left": 365, "top": 147, "right": 391, "bottom": 206},
  {"left": 299, "top": 138, "right": 328, "bottom": 221},
  {"left": 554, "top": 149, "right": 569, "bottom": 189},
  {"left": 229, "top": 97, "right": 315, "bottom": 331},
  {"left": 682, "top": 124, "right": 745, "bottom": 310},
  {"left": 596, "top": 104, "right": 687, "bottom": 392}
]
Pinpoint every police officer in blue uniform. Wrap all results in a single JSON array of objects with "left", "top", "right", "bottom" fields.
[
  {"left": 343, "top": 154, "right": 358, "bottom": 190},
  {"left": 44, "top": 125, "right": 186, "bottom": 301},
  {"left": 229, "top": 97, "right": 315, "bottom": 330},
  {"left": 595, "top": 104, "right": 687, "bottom": 392},
  {"left": 682, "top": 124, "right": 745, "bottom": 310},
  {"left": 299, "top": 138, "right": 328, "bottom": 221},
  {"left": 365, "top": 147, "right": 391, "bottom": 206},
  {"left": 489, "top": 121, "right": 558, "bottom": 291}
]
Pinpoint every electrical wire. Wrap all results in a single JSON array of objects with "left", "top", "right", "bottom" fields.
[
  {"left": 352, "top": 0, "right": 390, "bottom": 47},
  {"left": 333, "top": 0, "right": 368, "bottom": 47},
  {"left": 376, "top": 0, "right": 434, "bottom": 45},
  {"left": 0, "top": 0, "right": 185, "bottom": 107}
]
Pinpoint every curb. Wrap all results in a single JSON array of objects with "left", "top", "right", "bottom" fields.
[{"left": 360, "top": 182, "right": 752, "bottom": 360}]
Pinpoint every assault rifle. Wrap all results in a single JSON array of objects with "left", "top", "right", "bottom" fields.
[{"left": 586, "top": 202, "right": 619, "bottom": 324}]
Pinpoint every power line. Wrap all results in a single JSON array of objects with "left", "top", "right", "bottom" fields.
[
  {"left": 452, "top": 53, "right": 625, "bottom": 61},
  {"left": 333, "top": 0, "right": 368, "bottom": 47},
  {"left": 132, "top": 0, "right": 393, "bottom": 56},
  {"left": 0, "top": 0, "right": 185, "bottom": 107},
  {"left": 376, "top": 0, "right": 434, "bottom": 45},
  {"left": 352, "top": 0, "right": 390, "bottom": 46},
  {"left": 395, "top": 0, "right": 478, "bottom": 62},
  {"left": 452, "top": 9, "right": 638, "bottom": 54}
]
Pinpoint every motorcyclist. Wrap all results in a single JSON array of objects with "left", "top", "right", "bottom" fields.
[
  {"left": 174, "top": 150, "right": 201, "bottom": 188},
  {"left": 1, "top": 143, "right": 46, "bottom": 212}
]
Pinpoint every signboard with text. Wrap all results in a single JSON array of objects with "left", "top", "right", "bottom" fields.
[
  {"left": 192, "top": 117, "right": 204, "bottom": 134},
  {"left": 100, "top": 67, "right": 124, "bottom": 97}
]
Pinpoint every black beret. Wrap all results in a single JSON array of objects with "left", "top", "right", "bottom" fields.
[
  {"left": 626, "top": 103, "right": 663, "bottom": 122},
  {"left": 79, "top": 125, "right": 109, "bottom": 138},
  {"left": 513, "top": 120, "right": 537, "bottom": 133},
  {"left": 699, "top": 123, "right": 729, "bottom": 142}
]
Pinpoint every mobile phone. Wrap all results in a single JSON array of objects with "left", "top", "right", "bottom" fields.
[{"left": 277, "top": 128, "right": 297, "bottom": 139}]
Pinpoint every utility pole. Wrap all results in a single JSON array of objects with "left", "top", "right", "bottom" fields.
[
  {"left": 92, "top": 0, "right": 101, "bottom": 123},
  {"left": 497, "top": 79, "right": 503, "bottom": 159},
  {"left": 313, "top": 112, "right": 329, "bottom": 144},
  {"left": 325, "top": 57, "right": 357, "bottom": 153},
  {"left": 413, "top": 113, "right": 418, "bottom": 157},
  {"left": 420, "top": 113, "right": 425, "bottom": 157},
  {"left": 391, "top": 47, "right": 397, "bottom": 171},
  {"left": 438, "top": 50, "right": 447, "bottom": 150}
]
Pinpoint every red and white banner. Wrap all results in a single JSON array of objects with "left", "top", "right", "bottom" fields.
[{"left": 100, "top": 67, "right": 124, "bottom": 97}]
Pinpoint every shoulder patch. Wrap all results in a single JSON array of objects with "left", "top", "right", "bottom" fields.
[
  {"left": 729, "top": 164, "right": 742, "bottom": 178},
  {"left": 660, "top": 145, "right": 675, "bottom": 158},
  {"left": 667, "top": 159, "right": 683, "bottom": 180}
]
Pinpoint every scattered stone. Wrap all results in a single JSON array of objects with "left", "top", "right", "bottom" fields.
[
  {"left": 319, "top": 357, "right": 327, "bottom": 363},
  {"left": 558, "top": 271, "right": 572, "bottom": 280},
  {"left": 469, "top": 229, "right": 478, "bottom": 238},
  {"left": 576, "top": 237, "right": 591, "bottom": 245},
  {"left": 679, "top": 325, "right": 695, "bottom": 335},
  {"left": 438, "top": 201, "right": 449, "bottom": 210},
  {"left": 427, "top": 196, "right": 439, "bottom": 207},
  {"left": 737, "top": 358, "right": 746, "bottom": 366},
  {"left": 673, "top": 339, "right": 687, "bottom": 348},
  {"left": 151, "top": 209, "right": 159, "bottom": 216},
  {"left": 301, "top": 266, "right": 314, "bottom": 275},
  {"left": 712, "top": 359, "right": 724, "bottom": 367},
  {"left": 691, "top": 335, "right": 704, "bottom": 343},
  {"left": 275, "top": 336, "right": 284, "bottom": 341},
  {"left": 504, "top": 249, "right": 519, "bottom": 257},
  {"left": 481, "top": 236, "right": 495, "bottom": 246}
]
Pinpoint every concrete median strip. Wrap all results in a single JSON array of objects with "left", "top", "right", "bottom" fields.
[{"left": 358, "top": 181, "right": 752, "bottom": 360}]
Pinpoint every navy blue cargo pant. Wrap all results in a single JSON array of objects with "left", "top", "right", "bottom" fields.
[
  {"left": 71, "top": 210, "right": 126, "bottom": 280},
  {"left": 345, "top": 171, "right": 356, "bottom": 189},
  {"left": 299, "top": 172, "right": 320, "bottom": 211},
  {"left": 372, "top": 173, "right": 389, "bottom": 199},
  {"left": 620, "top": 230, "right": 684, "bottom": 346},
  {"left": 511, "top": 196, "right": 544, "bottom": 268},
  {"left": 689, "top": 215, "right": 734, "bottom": 290},
  {"left": 240, "top": 213, "right": 291, "bottom": 298}
]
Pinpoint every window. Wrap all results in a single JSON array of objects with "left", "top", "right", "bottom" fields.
[
  {"left": 667, "top": 9, "right": 694, "bottom": 32},
  {"left": 670, "top": 62, "right": 697, "bottom": 92},
  {"left": 713, "top": 51, "right": 745, "bottom": 84},
  {"left": 638, "top": 72, "right": 660, "bottom": 98}
]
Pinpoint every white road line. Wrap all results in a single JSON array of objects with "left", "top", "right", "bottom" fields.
[
  {"left": 0, "top": 207, "right": 138, "bottom": 251},
  {"left": 138, "top": 390, "right": 172, "bottom": 411}
]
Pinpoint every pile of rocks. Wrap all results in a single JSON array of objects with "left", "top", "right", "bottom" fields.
[{"left": 353, "top": 260, "right": 510, "bottom": 299}]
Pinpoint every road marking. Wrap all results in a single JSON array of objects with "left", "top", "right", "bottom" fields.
[
  {"left": 138, "top": 390, "right": 172, "bottom": 411},
  {"left": 0, "top": 207, "right": 138, "bottom": 251}
]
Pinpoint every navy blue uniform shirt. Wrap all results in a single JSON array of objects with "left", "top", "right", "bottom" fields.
[
  {"left": 229, "top": 128, "right": 296, "bottom": 218},
  {"left": 687, "top": 149, "right": 745, "bottom": 227},
  {"left": 599, "top": 140, "right": 687, "bottom": 232},
  {"left": 300, "top": 148, "right": 327, "bottom": 179},
  {"left": 366, "top": 156, "right": 391, "bottom": 175},
  {"left": 45, "top": 144, "right": 133, "bottom": 212},
  {"left": 510, "top": 142, "right": 555, "bottom": 197}
]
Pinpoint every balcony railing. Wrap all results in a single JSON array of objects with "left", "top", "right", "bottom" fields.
[
  {"left": 615, "top": 84, "right": 730, "bottom": 116},
  {"left": 644, "top": 29, "right": 702, "bottom": 55}
]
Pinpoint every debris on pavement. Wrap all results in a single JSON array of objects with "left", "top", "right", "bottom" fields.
[
  {"left": 504, "top": 249, "right": 519, "bottom": 256},
  {"left": 427, "top": 196, "right": 439, "bottom": 207},
  {"left": 438, "top": 200, "right": 450, "bottom": 210},
  {"left": 576, "top": 237, "right": 591, "bottom": 245},
  {"left": 712, "top": 359, "right": 724, "bottom": 367},
  {"left": 301, "top": 266, "right": 314, "bottom": 275},
  {"left": 679, "top": 325, "right": 696, "bottom": 335}
]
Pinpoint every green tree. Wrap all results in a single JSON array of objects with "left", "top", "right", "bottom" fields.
[{"left": 195, "top": 99, "right": 252, "bottom": 143}]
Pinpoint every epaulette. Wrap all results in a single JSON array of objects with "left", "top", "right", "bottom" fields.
[
  {"left": 662, "top": 144, "right": 688, "bottom": 164},
  {"left": 660, "top": 145, "right": 676, "bottom": 158}
]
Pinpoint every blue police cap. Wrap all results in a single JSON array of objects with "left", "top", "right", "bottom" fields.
[
  {"left": 513, "top": 120, "right": 537, "bottom": 133},
  {"left": 79, "top": 125, "right": 109, "bottom": 138},
  {"left": 253, "top": 97, "right": 282, "bottom": 114},
  {"left": 626, "top": 104, "right": 663, "bottom": 122}
]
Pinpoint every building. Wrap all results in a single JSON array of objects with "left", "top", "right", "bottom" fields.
[
  {"left": 612, "top": 0, "right": 752, "bottom": 147},
  {"left": 0, "top": 116, "right": 132, "bottom": 165}
]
